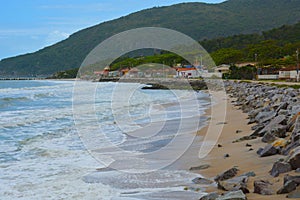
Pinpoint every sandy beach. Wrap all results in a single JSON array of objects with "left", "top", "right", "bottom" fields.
[{"left": 192, "top": 93, "right": 291, "bottom": 199}]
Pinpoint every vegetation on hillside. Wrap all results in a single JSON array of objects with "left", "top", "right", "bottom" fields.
[
  {"left": 110, "top": 22, "right": 300, "bottom": 70},
  {"left": 1, "top": 0, "right": 300, "bottom": 76}
]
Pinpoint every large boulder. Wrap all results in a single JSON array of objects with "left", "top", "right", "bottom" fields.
[
  {"left": 269, "top": 161, "right": 292, "bottom": 177},
  {"left": 287, "top": 113, "right": 300, "bottom": 132},
  {"left": 287, "top": 146, "right": 300, "bottom": 170},
  {"left": 277, "top": 180, "right": 298, "bottom": 194},
  {"left": 287, "top": 187, "right": 300, "bottom": 198},
  {"left": 261, "top": 132, "right": 276, "bottom": 143},
  {"left": 215, "top": 167, "right": 239, "bottom": 182},
  {"left": 218, "top": 175, "right": 249, "bottom": 194},
  {"left": 255, "top": 111, "right": 276, "bottom": 124},
  {"left": 216, "top": 190, "right": 247, "bottom": 200},
  {"left": 257, "top": 144, "right": 278, "bottom": 157},
  {"left": 199, "top": 192, "right": 219, "bottom": 200},
  {"left": 253, "top": 180, "right": 274, "bottom": 195},
  {"left": 284, "top": 175, "right": 300, "bottom": 185},
  {"left": 258, "top": 115, "right": 287, "bottom": 137}
]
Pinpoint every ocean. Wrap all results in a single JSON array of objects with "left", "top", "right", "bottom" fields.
[{"left": 0, "top": 80, "right": 211, "bottom": 200}]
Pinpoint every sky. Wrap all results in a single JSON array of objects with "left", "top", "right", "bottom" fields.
[{"left": 0, "top": 0, "right": 225, "bottom": 60}]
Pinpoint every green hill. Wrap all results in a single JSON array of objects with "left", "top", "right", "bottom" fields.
[
  {"left": 1, "top": 0, "right": 300, "bottom": 76},
  {"left": 110, "top": 22, "right": 300, "bottom": 68}
]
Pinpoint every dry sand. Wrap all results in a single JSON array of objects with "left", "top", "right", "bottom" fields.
[{"left": 193, "top": 94, "right": 291, "bottom": 199}]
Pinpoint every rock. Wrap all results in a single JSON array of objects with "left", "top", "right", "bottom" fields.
[
  {"left": 292, "top": 133, "right": 300, "bottom": 143},
  {"left": 218, "top": 175, "right": 249, "bottom": 194},
  {"left": 296, "top": 168, "right": 300, "bottom": 173},
  {"left": 287, "top": 187, "right": 300, "bottom": 198},
  {"left": 224, "top": 154, "right": 230, "bottom": 158},
  {"left": 192, "top": 177, "right": 213, "bottom": 185},
  {"left": 218, "top": 144, "right": 223, "bottom": 148},
  {"left": 283, "top": 175, "right": 300, "bottom": 185},
  {"left": 240, "top": 171, "right": 256, "bottom": 177},
  {"left": 215, "top": 167, "right": 239, "bottom": 182},
  {"left": 199, "top": 192, "right": 219, "bottom": 200},
  {"left": 245, "top": 143, "right": 252, "bottom": 147},
  {"left": 278, "top": 109, "right": 289, "bottom": 116},
  {"left": 293, "top": 116, "right": 300, "bottom": 132},
  {"left": 259, "top": 115, "right": 287, "bottom": 137},
  {"left": 287, "top": 113, "right": 300, "bottom": 132},
  {"left": 249, "top": 148, "right": 254, "bottom": 151},
  {"left": 233, "top": 135, "right": 257, "bottom": 143},
  {"left": 216, "top": 190, "right": 247, "bottom": 200},
  {"left": 269, "top": 161, "right": 292, "bottom": 177},
  {"left": 236, "top": 130, "right": 243, "bottom": 134},
  {"left": 190, "top": 164, "right": 211, "bottom": 171},
  {"left": 257, "top": 144, "right": 278, "bottom": 157},
  {"left": 253, "top": 180, "right": 274, "bottom": 195},
  {"left": 287, "top": 146, "right": 300, "bottom": 170},
  {"left": 251, "top": 124, "right": 264, "bottom": 132},
  {"left": 217, "top": 122, "right": 228, "bottom": 125},
  {"left": 272, "top": 138, "right": 288, "bottom": 148},
  {"left": 277, "top": 180, "right": 298, "bottom": 194},
  {"left": 255, "top": 111, "right": 276, "bottom": 124},
  {"left": 282, "top": 141, "right": 300, "bottom": 156},
  {"left": 275, "top": 102, "right": 288, "bottom": 113},
  {"left": 261, "top": 132, "right": 276, "bottom": 143}
]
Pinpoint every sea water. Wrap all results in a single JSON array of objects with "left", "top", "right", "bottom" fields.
[{"left": 0, "top": 80, "right": 210, "bottom": 200}]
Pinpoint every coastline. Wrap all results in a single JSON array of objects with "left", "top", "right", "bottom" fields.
[
  {"left": 189, "top": 81, "right": 300, "bottom": 200},
  {"left": 194, "top": 95, "right": 285, "bottom": 199}
]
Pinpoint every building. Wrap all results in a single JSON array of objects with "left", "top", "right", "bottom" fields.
[
  {"left": 279, "top": 67, "right": 299, "bottom": 81},
  {"left": 214, "top": 64, "right": 230, "bottom": 74},
  {"left": 176, "top": 67, "right": 200, "bottom": 78}
]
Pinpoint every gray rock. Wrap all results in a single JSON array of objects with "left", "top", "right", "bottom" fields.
[
  {"left": 277, "top": 180, "right": 298, "bottom": 194},
  {"left": 240, "top": 171, "right": 256, "bottom": 177},
  {"left": 224, "top": 154, "right": 230, "bottom": 158},
  {"left": 284, "top": 175, "right": 300, "bottom": 185},
  {"left": 216, "top": 190, "right": 247, "bottom": 200},
  {"left": 287, "top": 146, "right": 300, "bottom": 170},
  {"left": 259, "top": 115, "right": 287, "bottom": 137},
  {"left": 215, "top": 167, "right": 239, "bottom": 182},
  {"left": 257, "top": 144, "right": 278, "bottom": 157},
  {"left": 218, "top": 175, "right": 249, "bottom": 194},
  {"left": 287, "top": 187, "right": 300, "bottom": 198},
  {"left": 192, "top": 177, "right": 213, "bottom": 185},
  {"left": 199, "top": 192, "right": 219, "bottom": 200},
  {"left": 278, "top": 109, "right": 289, "bottom": 116},
  {"left": 282, "top": 141, "right": 300, "bottom": 156},
  {"left": 253, "top": 180, "right": 274, "bottom": 195},
  {"left": 255, "top": 111, "right": 276, "bottom": 124},
  {"left": 275, "top": 102, "right": 288, "bottom": 113},
  {"left": 269, "top": 161, "right": 292, "bottom": 177},
  {"left": 293, "top": 116, "right": 300, "bottom": 131},
  {"left": 190, "top": 164, "right": 210, "bottom": 171},
  {"left": 261, "top": 132, "right": 276, "bottom": 143},
  {"left": 292, "top": 133, "right": 300, "bottom": 143}
]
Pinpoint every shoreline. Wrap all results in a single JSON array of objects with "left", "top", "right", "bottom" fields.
[
  {"left": 195, "top": 95, "right": 284, "bottom": 199},
  {"left": 190, "top": 81, "right": 300, "bottom": 199}
]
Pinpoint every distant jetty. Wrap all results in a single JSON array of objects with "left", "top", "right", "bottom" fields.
[{"left": 0, "top": 77, "right": 45, "bottom": 80}]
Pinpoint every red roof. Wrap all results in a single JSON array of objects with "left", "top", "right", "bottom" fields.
[{"left": 176, "top": 67, "right": 197, "bottom": 72}]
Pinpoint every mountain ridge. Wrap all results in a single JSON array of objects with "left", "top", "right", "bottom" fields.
[{"left": 1, "top": 0, "right": 300, "bottom": 76}]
